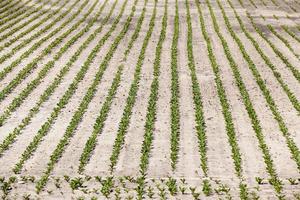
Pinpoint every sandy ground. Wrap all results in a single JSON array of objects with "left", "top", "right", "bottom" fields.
[{"left": 0, "top": 0, "right": 300, "bottom": 199}]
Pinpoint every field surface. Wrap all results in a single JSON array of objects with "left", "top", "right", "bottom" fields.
[{"left": 0, "top": 0, "right": 300, "bottom": 199}]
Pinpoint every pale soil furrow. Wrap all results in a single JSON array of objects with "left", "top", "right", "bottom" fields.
[
  {"left": 0, "top": 1, "right": 114, "bottom": 143},
  {"left": 214, "top": 3, "right": 299, "bottom": 179},
  {"left": 113, "top": 5, "right": 162, "bottom": 177},
  {"left": 20, "top": 2, "right": 133, "bottom": 177},
  {"left": 0, "top": 0, "right": 126, "bottom": 176},
  {"left": 84, "top": 7, "right": 150, "bottom": 176},
  {"left": 203, "top": 9, "right": 267, "bottom": 188},
  {"left": 0, "top": 0, "right": 91, "bottom": 92},
  {"left": 173, "top": 4, "right": 201, "bottom": 179},
  {"left": 0, "top": 0, "right": 72, "bottom": 56},
  {"left": 51, "top": 0, "right": 143, "bottom": 177},
  {"left": 147, "top": 10, "right": 173, "bottom": 178}
]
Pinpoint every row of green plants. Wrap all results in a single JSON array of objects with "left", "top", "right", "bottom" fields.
[
  {"left": 169, "top": 0, "right": 180, "bottom": 171},
  {"left": 198, "top": 0, "right": 249, "bottom": 198},
  {"left": 11, "top": 0, "right": 127, "bottom": 175},
  {"left": 235, "top": 0, "right": 300, "bottom": 117},
  {"left": 137, "top": 1, "right": 167, "bottom": 198},
  {"left": 245, "top": 16, "right": 300, "bottom": 84},
  {"left": 0, "top": 0, "right": 29, "bottom": 22},
  {"left": 78, "top": 0, "right": 149, "bottom": 173},
  {"left": 220, "top": 0, "right": 300, "bottom": 195},
  {"left": 139, "top": 0, "right": 167, "bottom": 177},
  {"left": 0, "top": 0, "right": 51, "bottom": 41},
  {"left": 35, "top": 0, "right": 139, "bottom": 192},
  {"left": 0, "top": 0, "right": 85, "bottom": 81},
  {"left": 108, "top": 0, "right": 157, "bottom": 174},
  {"left": 0, "top": 0, "right": 114, "bottom": 156},
  {"left": 0, "top": 0, "right": 109, "bottom": 127},
  {"left": 0, "top": 0, "right": 68, "bottom": 52},
  {"left": 204, "top": 0, "right": 284, "bottom": 196},
  {"left": 0, "top": 0, "right": 93, "bottom": 99},
  {"left": 267, "top": 25, "right": 300, "bottom": 60},
  {"left": 0, "top": 0, "right": 14, "bottom": 11},
  {"left": 185, "top": 0, "right": 216, "bottom": 197},
  {"left": 0, "top": 0, "right": 75, "bottom": 64},
  {"left": 225, "top": 0, "right": 300, "bottom": 171}
]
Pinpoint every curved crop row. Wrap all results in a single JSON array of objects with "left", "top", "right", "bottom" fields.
[
  {"left": 202, "top": 0, "right": 284, "bottom": 196},
  {"left": 0, "top": 0, "right": 14, "bottom": 10},
  {"left": 0, "top": 0, "right": 78, "bottom": 68},
  {"left": 223, "top": 0, "right": 300, "bottom": 172},
  {"left": 0, "top": 0, "right": 68, "bottom": 53},
  {"left": 265, "top": 21, "right": 300, "bottom": 64},
  {"left": 0, "top": 0, "right": 94, "bottom": 102},
  {"left": 0, "top": 0, "right": 53, "bottom": 41},
  {"left": 0, "top": 0, "right": 114, "bottom": 155},
  {"left": 78, "top": 0, "right": 149, "bottom": 173},
  {"left": 0, "top": 0, "right": 109, "bottom": 126},
  {"left": 170, "top": 0, "right": 180, "bottom": 170},
  {"left": 34, "top": 0, "right": 139, "bottom": 192},
  {"left": 232, "top": 2, "right": 300, "bottom": 116},
  {"left": 0, "top": 0, "right": 84, "bottom": 81},
  {"left": 198, "top": 0, "right": 248, "bottom": 198},
  {"left": 245, "top": 15, "right": 300, "bottom": 84},
  {"left": 11, "top": 0, "right": 127, "bottom": 175},
  {"left": 0, "top": 0, "right": 28, "bottom": 21},
  {"left": 108, "top": 0, "right": 157, "bottom": 174}
]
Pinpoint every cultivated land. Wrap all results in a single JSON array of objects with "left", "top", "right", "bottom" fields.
[{"left": 0, "top": 0, "right": 300, "bottom": 199}]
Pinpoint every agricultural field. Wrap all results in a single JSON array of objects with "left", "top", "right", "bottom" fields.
[{"left": 0, "top": 0, "right": 300, "bottom": 199}]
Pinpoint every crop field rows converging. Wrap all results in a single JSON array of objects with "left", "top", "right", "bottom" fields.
[{"left": 0, "top": 0, "right": 300, "bottom": 199}]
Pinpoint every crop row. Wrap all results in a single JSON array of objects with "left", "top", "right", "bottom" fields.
[
  {"left": 169, "top": 0, "right": 180, "bottom": 171},
  {"left": 0, "top": 0, "right": 114, "bottom": 157},
  {"left": 234, "top": 1, "right": 300, "bottom": 116},
  {"left": 245, "top": 16, "right": 300, "bottom": 84},
  {"left": 0, "top": 0, "right": 14, "bottom": 10},
  {"left": 220, "top": 0, "right": 300, "bottom": 194},
  {"left": 137, "top": 2, "right": 167, "bottom": 199},
  {"left": 225, "top": 0, "right": 300, "bottom": 171},
  {"left": 234, "top": 1, "right": 300, "bottom": 172},
  {"left": 139, "top": 0, "right": 167, "bottom": 175},
  {"left": 0, "top": 0, "right": 75, "bottom": 65},
  {"left": 234, "top": 0, "right": 300, "bottom": 113},
  {"left": 0, "top": 0, "right": 93, "bottom": 127},
  {"left": 11, "top": 0, "right": 126, "bottom": 175},
  {"left": 35, "top": 0, "right": 139, "bottom": 192},
  {"left": 79, "top": 0, "right": 149, "bottom": 173},
  {"left": 0, "top": 0, "right": 68, "bottom": 53},
  {"left": 198, "top": 0, "right": 249, "bottom": 198},
  {"left": 0, "top": 0, "right": 54, "bottom": 42},
  {"left": 0, "top": 0, "right": 30, "bottom": 22},
  {"left": 186, "top": 0, "right": 219, "bottom": 197},
  {"left": 108, "top": 0, "right": 158, "bottom": 176},
  {"left": 202, "top": 0, "right": 284, "bottom": 196},
  {"left": 0, "top": 0, "right": 84, "bottom": 82},
  {"left": 0, "top": 0, "right": 109, "bottom": 128}
]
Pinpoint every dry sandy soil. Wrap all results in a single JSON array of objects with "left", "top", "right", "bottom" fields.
[{"left": 0, "top": 0, "right": 300, "bottom": 199}]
